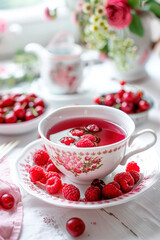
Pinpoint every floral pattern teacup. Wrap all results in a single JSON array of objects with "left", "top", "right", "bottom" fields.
[{"left": 39, "top": 105, "right": 157, "bottom": 184}]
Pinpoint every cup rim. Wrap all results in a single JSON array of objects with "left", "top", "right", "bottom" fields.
[{"left": 38, "top": 105, "right": 135, "bottom": 150}]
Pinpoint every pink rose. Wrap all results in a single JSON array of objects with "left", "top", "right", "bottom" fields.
[{"left": 105, "top": 0, "right": 132, "bottom": 29}]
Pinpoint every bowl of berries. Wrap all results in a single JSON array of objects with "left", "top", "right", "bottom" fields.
[
  {"left": 93, "top": 83, "right": 153, "bottom": 125},
  {"left": 0, "top": 92, "right": 49, "bottom": 135}
]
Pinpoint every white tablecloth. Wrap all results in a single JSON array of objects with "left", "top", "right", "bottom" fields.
[{"left": 1, "top": 53, "right": 160, "bottom": 240}]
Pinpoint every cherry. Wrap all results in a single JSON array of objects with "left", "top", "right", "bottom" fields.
[
  {"left": 105, "top": 94, "right": 115, "bottom": 106},
  {"left": 35, "top": 106, "right": 44, "bottom": 115},
  {"left": 94, "top": 97, "right": 101, "bottom": 104},
  {"left": 16, "top": 95, "right": 29, "bottom": 106},
  {"left": 25, "top": 109, "right": 35, "bottom": 121},
  {"left": 28, "top": 101, "right": 34, "bottom": 108},
  {"left": 0, "top": 113, "right": 4, "bottom": 123},
  {"left": 34, "top": 97, "right": 44, "bottom": 107},
  {"left": 117, "top": 89, "right": 125, "bottom": 98},
  {"left": 0, "top": 193, "right": 15, "bottom": 210},
  {"left": 66, "top": 217, "right": 85, "bottom": 237},
  {"left": 122, "top": 91, "right": 134, "bottom": 102},
  {"left": 121, "top": 102, "right": 134, "bottom": 114},
  {"left": 5, "top": 111, "right": 17, "bottom": 123},
  {"left": 138, "top": 100, "right": 150, "bottom": 111},
  {"left": 27, "top": 93, "right": 37, "bottom": 100},
  {"left": 2, "top": 95, "right": 14, "bottom": 107},
  {"left": 14, "top": 105, "right": 26, "bottom": 119}
]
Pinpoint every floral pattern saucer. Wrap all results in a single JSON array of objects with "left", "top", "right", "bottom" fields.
[{"left": 14, "top": 139, "right": 160, "bottom": 209}]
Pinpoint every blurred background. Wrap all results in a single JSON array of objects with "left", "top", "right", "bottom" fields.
[{"left": 0, "top": 0, "right": 160, "bottom": 90}]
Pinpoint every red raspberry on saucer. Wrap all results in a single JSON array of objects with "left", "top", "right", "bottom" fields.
[
  {"left": 70, "top": 128, "right": 85, "bottom": 137},
  {"left": 46, "top": 163, "right": 60, "bottom": 172},
  {"left": 46, "top": 176, "right": 62, "bottom": 194},
  {"left": 91, "top": 179, "right": 105, "bottom": 191},
  {"left": 62, "top": 184, "right": 80, "bottom": 201},
  {"left": 45, "top": 171, "right": 61, "bottom": 180},
  {"left": 29, "top": 165, "right": 45, "bottom": 182},
  {"left": 39, "top": 171, "right": 61, "bottom": 184},
  {"left": 129, "top": 170, "right": 140, "bottom": 184},
  {"left": 76, "top": 138, "right": 95, "bottom": 148},
  {"left": 126, "top": 161, "right": 140, "bottom": 173},
  {"left": 102, "top": 181, "right": 122, "bottom": 199},
  {"left": 114, "top": 172, "right": 134, "bottom": 193},
  {"left": 85, "top": 186, "right": 101, "bottom": 201},
  {"left": 86, "top": 124, "right": 100, "bottom": 132},
  {"left": 33, "top": 149, "right": 49, "bottom": 166},
  {"left": 81, "top": 134, "right": 97, "bottom": 142},
  {"left": 60, "top": 137, "right": 75, "bottom": 145}
]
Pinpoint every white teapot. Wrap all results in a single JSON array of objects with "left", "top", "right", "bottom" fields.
[{"left": 25, "top": 31, "right": 86, "bottom": 95}]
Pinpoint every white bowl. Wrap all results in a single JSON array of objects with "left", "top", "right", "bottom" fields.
[{"left": 0, "top": 99, "right": 50, "bottom": 135}]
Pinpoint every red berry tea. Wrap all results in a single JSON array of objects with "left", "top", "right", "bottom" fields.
[{"left": 47, "top": 117, "right": 126, "bottom": 147}]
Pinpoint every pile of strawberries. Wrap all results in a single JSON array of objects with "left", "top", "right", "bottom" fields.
[
  {"left": 0, "top": 93, "right": 45, "bottom": 124},
  {"left": 29, "top": 149, "right": 141, "bottom": 201}
]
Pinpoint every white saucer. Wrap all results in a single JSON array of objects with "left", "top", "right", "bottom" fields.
[{"left": 14, "top": 139, "right": 160, "bottom": 209}]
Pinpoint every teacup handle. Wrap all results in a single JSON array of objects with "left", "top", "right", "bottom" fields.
[{"left": 121, "top": 129, "right": 157, "bottom": 166}]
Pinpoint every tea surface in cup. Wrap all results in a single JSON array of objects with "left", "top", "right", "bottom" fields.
[{"left": 47, "top": 117, "right": 126, "bottom": 147}]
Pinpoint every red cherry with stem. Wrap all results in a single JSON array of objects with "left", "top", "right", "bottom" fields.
[
  {"left": 25, "top": 109, "right": 35, "bottom": 121},
  {"left": 138, "top": 100, "right": 150, "bottom": 111},
  {"left": 16, "top": 95, "right": 29, "bottom": 106},
  {"left": 14, "top": 105, "right": 26, "bottom": 119},
  {"left": 0, "top": 193, "right": 15, "bottom": 209},
  {"left": 122, "top": 91, "right": 134, "bottom": 102},
  {"left": 0, "top": 113, "right": 4, "bottom": 123},
  {"left": 120, "top": 80, "right": 126, "bottom": 86},
  {"left": 105, "top": 94, "right": 115, "bottom": 106},
  {"left": 5, "top": 111, "right": 17, "bottom": 123},
  {"left": 34, "top": 97, "right": 44, "bottom": 107},
  {"left": 2, "top": 95, "right": 14, "bottom": 107},
  {"left": 66, "top": 217, "right": 85, "bottom": 237},
  {"left": 35, "top": 106, "right": 44, "bottom": 115},
  {"left": 121, "top": 102, "right": 134, "bottom": 114},
  {"left": 117, "top": 89, "right": 125, "bottom": 98}
]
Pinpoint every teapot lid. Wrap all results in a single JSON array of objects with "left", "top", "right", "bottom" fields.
[{"left": 46, "top": 31, "right": 82, "bottom": 60}]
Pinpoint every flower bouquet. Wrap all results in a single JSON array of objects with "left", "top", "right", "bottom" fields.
[{"left": 74, "top": 0, "right": 160, "bottom": 74}]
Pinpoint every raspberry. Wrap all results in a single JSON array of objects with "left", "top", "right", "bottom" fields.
[
  {"left": 46, "top": 176, "right": 62, "bottom": 194},
  {"left": 76, "top": 138, "right": 95, "bottom": 148},
  {"left": 91, "top": 179, "right": 105, "bottom": 191},
  {"left": 85, "top": 186, "right": 101, "bottom": 201},
  {"left": 126, "top": 161, "right": 140, "bottom": 172},
  {"left": 81, "top": 134, "right": 97, "bottom": 142},
  {"left": 114, "top": 172, "right": 134, "bottom": 193},
  {"left": 29, "top": 165, "right": 45, "bottom": 182},
  {"left": 33, "top": 150, "right": 49, "bottom": 166},
  {"left": 86, "top": 124, "right": 100, "bottom": 132},
  {"left": 129, "top": 170, "right": 140, "bottom": 184},
  {"left": 46, "top": 163, "right": 60, "bottom": 172},
  {"left": 102, "top": 181, "right": 122, "bottom": 199},
  {"left": 70, "top": 128, "right": 85, "bottom": 137},
  {"left": 62, "top": 184, "right": 80, "bottom": 201},
  {"left": 45, "top": 171, "right": 61, "bottom": 180},
  {"left": 60, "top": 137, "right": 75, "bottom": 145}
]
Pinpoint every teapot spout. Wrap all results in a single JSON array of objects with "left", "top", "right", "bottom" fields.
[{"left": 24, "top": 43, "right": 45, "bottom": 60}]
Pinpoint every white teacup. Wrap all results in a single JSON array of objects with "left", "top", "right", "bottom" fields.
[{"left": 38, "top": 105, "right": 157, "bottom": 184}]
